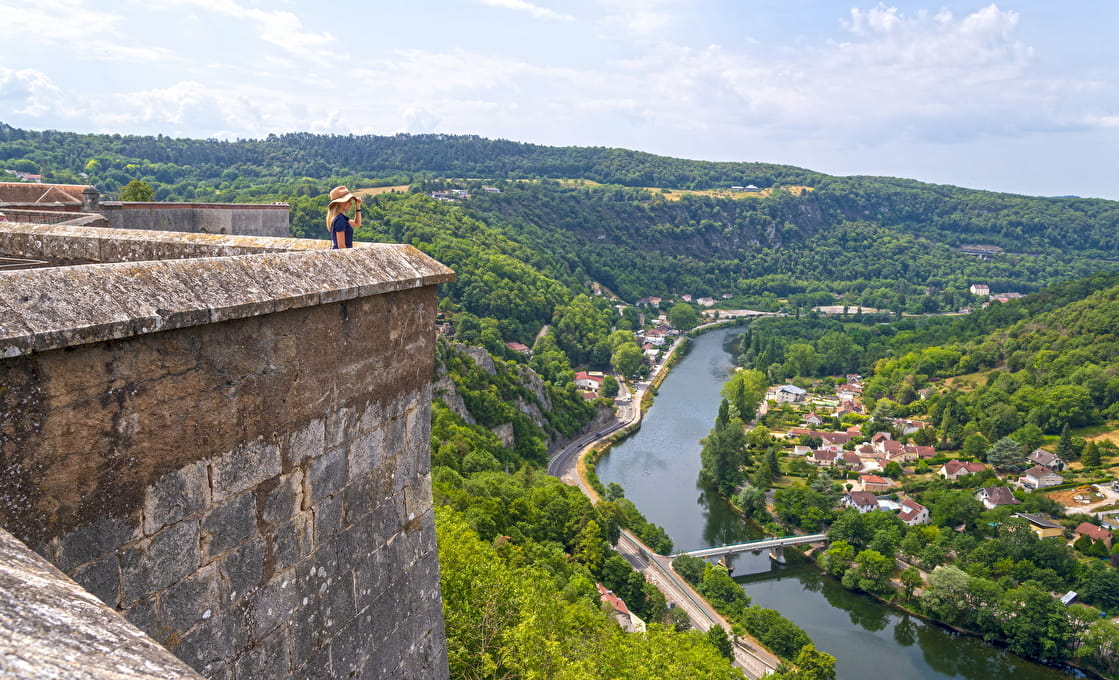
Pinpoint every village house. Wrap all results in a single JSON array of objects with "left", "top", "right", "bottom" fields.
[
  {"left": 505, "top": 341, "right": 531, "bottom": 355},
  {"left": 1074, "top": 522, "right": 1114, "bottom": 550},
  {"left": 898, "top": 498, "right": 930, "bottom": 526},
  {"left": 1016, "top": 514, "right": 1064, "bottom": 540},
  {"left": 841, "top": 451, "right": 865, "bottom": 472},
  {"left": 1018, "top": 465, "right": 1064, "bottom": 490},
  {"left": 807, "top": 450, "right": 839, "bottom": 467},
  {"left": 835, "top": 383, "right": 862, "bottom": 401},
  {"left": 970, "top": 283, "right": 991, "bottom": 296},
  {"left": 596, "top": 584, "right": 646, "bottom": 633},
  {"left": 939, "top": 460, "right": 987, "bottom": 481},
  {"left": 976, "top": 486, "right": 1021, "bottom": 510},
  {"left": 804, "top": 412, "right": 824, "bottom": 427},
  {"left": 891, "top": 418, "right": 929, "bottom": 435},
  {"left": 860, "top": 474, "right": 896, "bottom": 493},
  {"left": 575, "top": 371, "right": 605, "bottom": 392},
  {"left": 844, "top": 491, "right": 880, "bottom": 514},
  {"left": 697, "top": 297, "right": 715, "bottom": 307},
  {"left": 770, "top": 384, "right": 808, "bottom": 403},
  {"left": 1027, "top": 448, "right": 1067, "bottom": 472}
]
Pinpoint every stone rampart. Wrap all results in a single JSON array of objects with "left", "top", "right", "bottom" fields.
[
  {"left": 102, "top": 202, "right": 290, "bottom": 238},
  {"left": 0, "top": 224, "right": 454, "bottom": 679}
]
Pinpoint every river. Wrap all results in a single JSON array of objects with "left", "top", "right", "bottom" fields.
[{"left": 595, "top": 325, "right": 1078, "bottom": 680}]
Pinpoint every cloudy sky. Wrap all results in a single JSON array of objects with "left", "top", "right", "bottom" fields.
[{"left": 1, "top": 1, "right": 1117, "bottom": 199}]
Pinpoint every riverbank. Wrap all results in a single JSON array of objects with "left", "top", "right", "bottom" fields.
[{"left": 555, "top": 325, "right": 784, "bottom": 678}]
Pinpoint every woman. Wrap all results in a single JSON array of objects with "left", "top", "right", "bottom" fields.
[{"left": 325, "top": 185, "right": 361, "bottom": 249}]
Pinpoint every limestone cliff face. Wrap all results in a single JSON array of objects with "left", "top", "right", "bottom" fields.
[{"left": 434, "top": 340, "right": 610, "bottom": 451}]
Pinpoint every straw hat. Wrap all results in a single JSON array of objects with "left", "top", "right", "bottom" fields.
[{"left": 328, "top": 185, "right": 361, "bottom": 205}]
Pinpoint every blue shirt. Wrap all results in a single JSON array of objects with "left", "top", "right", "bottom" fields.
[{"left": 331, "top": 214, "right": 353, "bottom": 249}]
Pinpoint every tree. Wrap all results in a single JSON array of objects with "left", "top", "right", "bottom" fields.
[
  {"left": 777, "top": 644, "right": 837, "bottom": 680},
  {"left": 735, "top": 485, "right": 767, "bottom": 519},
  {"left": 900, "top": 567, "right": 922, "bottom": 602},
  {"left": 722, "top": 369, "right": 768, "bottom": 421},
  {"left": 998, "top": 582, "right": 1072, "bottom": 661},
  {"left": 666, "top": 606, "right": 691, "bottom": 632},
  {"left": 700, "top": 405, "right": 748, "bottom": 496},
  {"left": 120, "top": 179, "right": 155, "bottom": 201},
  {"left": 1083, "top": 440, "right": 1102, "bottom": 468},
  {"left": 600, "top": 374, "right": 619, "bottom": 398},
  {"left": 611, "top": 342, "right": 644, "bottom": 378},
  {"left": 986, "top": 436, "right": 1026, "bottom": 471},
  {"left": 821, "top": 540, "right": 856, "bottom": 577},
  {"left": 668, "top": 303, "right": 699, "bottom": 331},
  {"left": 1056, "top": 422, "right": 1077, "bottom": 461},
  {"left": 841, "top": 549, "right": 894, "bottom": 594},
  {"left": 705, "top": 625, "right": 734, "bottom": 660}
]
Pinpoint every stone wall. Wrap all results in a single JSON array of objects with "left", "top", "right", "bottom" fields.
[
  {"left": 0, "top": 224, "right": 453, "bottom": 679},
  {"left": 102, "top": 202, "right": 290, "bottom": 238},
  {"left": 0, "top": 526, "right": 203, "bottom": 679}
]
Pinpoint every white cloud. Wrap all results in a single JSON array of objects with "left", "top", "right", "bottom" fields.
[
  {"left": 0, "top": 67, "right": 66, "bottom": 117},
  {"left": 478, "top": 0, "right": 573, "bottom": 21},
  {"left": 596, "top": 0, "right": 678, "bottom": 38},
  {"left": 158, "top": 0, "right": 336, "bottom": 65}
]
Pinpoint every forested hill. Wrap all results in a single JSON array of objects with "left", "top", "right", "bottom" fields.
[
  {"left": 5, "top": 122, "right": 1119, "bottom": 309},
  {"left": 0, "top": 123, "right": 819, "bottom": 191}
]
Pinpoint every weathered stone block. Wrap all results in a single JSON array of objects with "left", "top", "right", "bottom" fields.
[
  {"left": 160, "top": 564, "right": 220, "bottom": 638},
  {"left": 233, "top": 627, "right": 290, "bottom": 680},
  {"left": 201, "top": 492, "right": 257, "bottom": 560},
  {"left": 403, "top": 474, "right": 433, "bottom": 522},
  {"left": 144, "top": 458, "right": 211, "bottom": 536},
  {"left": 325, "top": 405, "right": 358, "bottom": 450},
  {"left": 121, "top": 520, "right": 200, "bottom": 605},
  {"left": 312, "top": 494, "right": 343, "bottom": 545},
  {"left": 262, "top": 470, "right": 304, "bottom": 526},
  {"left": 211, "top": 437, "right": 280, "bottom": 503},
  {"left": 249, "top": 573, "right": 301, "bottom": 639},
  {"left": 172, "top": 610, "right": 245, "bottom": 680},
  {"left": 272, "top": 513, "right": 313, "bottom": 573},
  {"left": 307, "top": 446, "right": 348, "bottom": 505},
  {"left": 219, "top": 536, "right": 264, "bottom": 605},
  {"left": 56, "top": 514, "right": 139, "bottom": 572},
  {"left": 346, "top": 427, "right": 384, "bottom": 484},
  {"left": 70, "top": 553, "right": 120, "bottom": 608},
  {"left": 281, "top": 418, "right": 324, "bottom": 470}
]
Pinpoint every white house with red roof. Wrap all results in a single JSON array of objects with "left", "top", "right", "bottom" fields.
[
  {"left": 898, "top": 498, "right": 929, "bottom": 525},
  {"left": 575, "top": 371, "right": 605, "bottom": 392},
  {"left": 939, "top": 460, "right": 987, "bottom": 481},
  {"left": 844, "top": 491, "right": 880, "bottom": 513}
]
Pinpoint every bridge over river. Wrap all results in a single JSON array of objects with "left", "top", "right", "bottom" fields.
[{"left": 676, "top": 533, "right": 828, "bottom": 565}]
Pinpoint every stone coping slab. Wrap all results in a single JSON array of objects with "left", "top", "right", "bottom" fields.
[
  {"left": 0, "top": 526, "right": 203, "bottom": 679},
  {"left": 0, "top": 223, "right": 455, "bottom": 357}
]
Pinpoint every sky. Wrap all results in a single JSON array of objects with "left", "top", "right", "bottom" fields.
[{"left": 1, "top": 1, "right": 1117, "bottom": 199}]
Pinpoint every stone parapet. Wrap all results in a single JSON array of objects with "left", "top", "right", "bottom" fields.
[
  {"left": 0, "top": 223, "right": 453, "bottom": 358},
  {"left": 0, "top": 526, "right": 203, "bottom": 679}
]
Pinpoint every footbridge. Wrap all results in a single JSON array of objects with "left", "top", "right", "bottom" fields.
[{"left": 675, "top": 533, "right": 828, "bottom": 567}]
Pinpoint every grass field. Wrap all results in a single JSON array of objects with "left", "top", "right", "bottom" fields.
[{"left": 355, "top": 185, "right": 410, "bottom": 195}]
